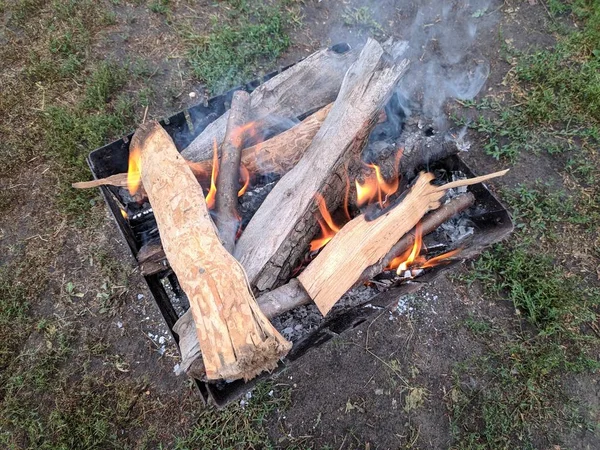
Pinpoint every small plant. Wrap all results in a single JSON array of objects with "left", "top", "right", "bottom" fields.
[
  {"left": 342, "top": 6, "right": 385, "bottom": 37},
  {"left": 149, "top": 0, "right": 169, "bottom": 14}
]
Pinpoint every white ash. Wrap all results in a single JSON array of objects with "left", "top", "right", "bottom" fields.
[{"left": 159, "top": 277, "right": 189, "bottom": 317}]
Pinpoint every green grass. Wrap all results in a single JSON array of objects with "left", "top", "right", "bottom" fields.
[
  {"left": 449, "top": 2, "right": 600, "bottom": 447},
  {"left": 174, "top": 382, "right": 290, "bottom": 450},
  {"left": 457, "top": 1, "right": 600, "bottom": 164},
  {"left": 342, "top": 6, "right": 385, "bottom": 38},
  {"left": 181, "top": 1, "right": 293, "bottom": 94}
]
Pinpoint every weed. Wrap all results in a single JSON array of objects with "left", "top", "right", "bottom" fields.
[
  {"left": 149, "top": 0, "right": 169, "bottom": 14},
  {"left": 181, "top": 1, "right": 292, "bottom": 94}
]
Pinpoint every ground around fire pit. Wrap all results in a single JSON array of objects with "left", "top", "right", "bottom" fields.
[{"left": 1, "top": 1, "right": 598, "bottom": 449}]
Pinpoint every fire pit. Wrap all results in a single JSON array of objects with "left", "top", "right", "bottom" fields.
[{"left": 85, "top": 42, "right": 513, "bottom": 406}]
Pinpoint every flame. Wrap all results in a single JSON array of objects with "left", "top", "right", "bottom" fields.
[
  {"left": 238, "top": 165, "right": 250, "bottom": 196},
  {"left": 127, "top": 146, "right": 142, "bottom": 195},
  {"left": 396, "top": 222, "right": 424, "bottom": 274},
  {"left": 355, "top": 147, "right": 403, "bottom": 208},
  {"left": 309, "top": 193, "right": 342, "bottom": 252},
  {"left": 120, "top": 208, "right": 128, "bottom": 220},
  {"left": 420, "top": 248, "right": 462, "bottom": 269},
  {"left": 205, "top": 139, "right": 219, "bottom": 209},
  {"left": 386, "top": 222, "right": 462, "bottom": 275},
  {"left": 343, "top": 168, "right": 351, "bottom": 221}
]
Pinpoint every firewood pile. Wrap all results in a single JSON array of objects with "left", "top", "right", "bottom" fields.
[{"left": 75, "top": 39, "right": 507, "bottom": 383}]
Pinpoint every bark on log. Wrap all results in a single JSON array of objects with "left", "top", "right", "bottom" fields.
[
  {"left": 181, "top": 46, "right": 359, "bottom": 162},
  {"left": 235, "top": 39, "right": 410, "bottom": 292},
  {"left": 298, "top": 170, "right": 508, "bottom": 315},
  {"left": 136, "top": 120, "right": 291, "bottom": 381},
  {"left": 215, "top": 90, "right": 250, "bottom": 253}
]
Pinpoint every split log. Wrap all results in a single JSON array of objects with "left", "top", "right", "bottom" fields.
[
  {"left": 298, "top": 170, "right": 508, "bottom": 315},
  {"left": 72, "top": 104, "right": 332, "bottom": 190},
  {"left": 235, "top": 39, "right": 410, "bottom": 292},
  {"left": 356, "top": 192, "right": 475, "bottom": 283},
  {"left": 181, "top": 45, "right": 359, "bottom": 162},
  {"left": 215, "top": 90, "right": 250, "bottom": 253},
  {"left": 174, "top": 278, "right": 310, "bottom": 377},
  {"left": 136, "top": 120, "right": 291, "bottom": 381}
]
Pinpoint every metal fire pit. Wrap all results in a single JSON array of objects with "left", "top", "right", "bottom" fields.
[{"left": 87, "top": 46, "right": 513, "bottom": 406}]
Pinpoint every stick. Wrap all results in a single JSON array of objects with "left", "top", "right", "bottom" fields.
[{"left": 214, "top": 91, "right": 250, "bottom": 253}]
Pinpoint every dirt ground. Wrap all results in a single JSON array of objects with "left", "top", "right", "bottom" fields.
[{"left": 1, "top": 0, "right": 599, "bottom": 449}]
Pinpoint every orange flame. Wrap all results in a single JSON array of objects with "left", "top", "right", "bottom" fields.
[
  {"left": 386, "top": 222, "right": 463, "bottom": 275},
  {"left": 205, "top": 139, "right": 219, "bottom": 209},
  {"left": 355, "top": 147, "right": 403, "bottom": 208},
  {"left": 420, "top": 248, "right": 462, "bottom": 269},
  {"left": 396, "top": 222, "right": 424, "bottom": 274},
  {"left": 120, "top": 208, "right": 128, "bottom": 220},
  {"left": 309, "top": 193, "right": 342, "bottom": 252},
  {"left": 238, "top": 165, "right": 250, "bottom": 196},
  {"left": 127, "top": 146, "right": 142, "bottom": 195}
]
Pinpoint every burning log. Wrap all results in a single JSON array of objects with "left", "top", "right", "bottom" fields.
[
  {"left": 214, "top": 90, "right": 250, "bottom": 253},
  {"left": 181, "top": 45, "right": 359, "bottom": 162},
  {"left": 235, "top": 39, "right": 411, "bottom": 291},
  {"left": 298, "top": 170, "right": 508, "bottom": 315},
  {"left": 357, "top": 192, "right": 475, "bottom": 282},
  {"left": 136, "top": 120, "right": 291, "bottom": 381},
  {"left": 72, "top": 105, "right": 332, "bottom": 191}
]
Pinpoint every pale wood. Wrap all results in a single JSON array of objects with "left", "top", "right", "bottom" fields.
[
  {"left": 174, "top": 279, "right": 310, "bottom": 378},
  {"left": 357, "top": 192, "right": 475, "bottom": 283},
  {"left": 72, "top": 104, "right": 332, "bottom": 191},
  {"left": 215, "top": 90, "right": 250, "bottom": 253},
  {"left": 235, "top": 39, "right": 410, "bottom": 292},
  {"left": 136, "top": 120, "right": 291, "bottom": 381},
  {"left": 298, "top": 170, "right": 508, "bottom": 315},
  {"left": 181, "top": 46, "right": 359, "bottom": 162},
  {"left": 72, "top": 173, "right": 129, "bottom": 189}
]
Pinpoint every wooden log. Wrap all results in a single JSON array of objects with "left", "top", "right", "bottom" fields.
[
  {"left": 298, "top": 170, "right": 508, "bottom": 315},
  {"left": 181, "top": 46, "right": 359, "bottom": 162},
  {"left": 215, "top": 91, "right": 250, "bottom": 253},
  {"left": 235, "top": 39, "right": 410, "bottom": 292},
  {"left": 136, "top": 120, "right": 291, "bottom": 381},
  {"left": 356, "top": 192, "right": 475, "bottom": 283},
  {"left": 72, "top": 104, "right": 332, "bottom": 191},
  {"left": 174, "top": 278, "right": 310, "bottom": 377}
]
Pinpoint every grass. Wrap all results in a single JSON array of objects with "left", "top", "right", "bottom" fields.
[
  {"left": 180, "top": 0, "right": 294, "bottom": 94},
  {"left": 342, "top": 6, "right": 385, "bottom": 38},
  {"left": 174, "top": 382, "right": 290, "bottom": 450},
  {"left": 456, "top": 1, "right": 600, "bottom": 164},
  {"left": 448, "top": 2, "right": 600, "bottom": 447}
]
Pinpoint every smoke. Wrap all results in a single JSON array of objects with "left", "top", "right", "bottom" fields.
[{"left": 333, "top": 0, "right": 495, "bottom": 130}]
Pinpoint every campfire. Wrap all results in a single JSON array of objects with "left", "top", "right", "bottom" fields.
[{"left": 77, "top": 39, "right": 513, "bottom": 405}]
